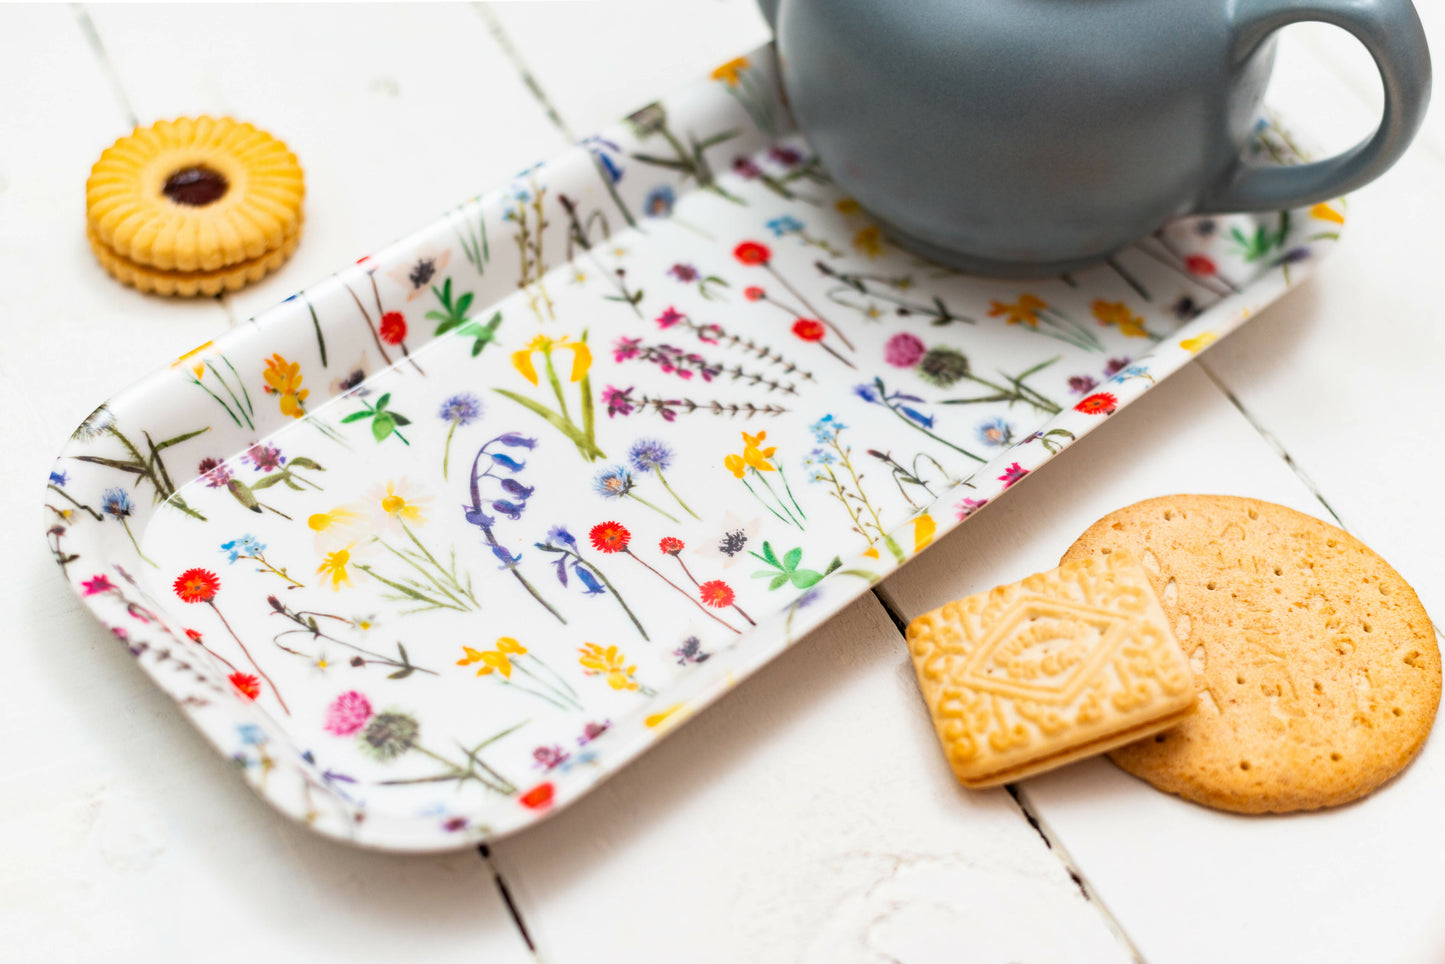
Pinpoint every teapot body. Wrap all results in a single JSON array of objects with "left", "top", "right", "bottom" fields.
[{"left": 771, "top": 0, "right": 1277, "bottom": 274}]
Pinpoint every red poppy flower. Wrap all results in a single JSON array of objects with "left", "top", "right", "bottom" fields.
[
  {"left": 1185, "top": 254, "right": 1216, "bottom": 276},
  {"left": 379, "top": 311, "right": 408, "bottom": 345},
  {"left": 229, "top": 672, "right": 261, "bottom": 701},
  {"left": 659, "top": 536, "right": 684, "bottom": 555},
  {"left": 733, "top": 241, "right": 771, "bottom": 265},
  {"left": 699, "top": 580, "right": 736, "bottom": 608},
  {"left": 589, "top": 521, "right": 632, "bottom": 554},
  {"left": 519, "top": 782, "right": 555, "bottom": 810},
  {"left": 185, "top": 628, "right": 203, "bottom": 642},
  {"left": 1074, "top": 392, "right": 1118, "bottom": 415},
  {"left": 173, "top": 568, "right": 221, "bottom": 603},
  {"left": 743, "top": 286, "right": 766, "bottom": 301},
  {"left": 792, "top": 319, "right": 826, "bottom": 342}
]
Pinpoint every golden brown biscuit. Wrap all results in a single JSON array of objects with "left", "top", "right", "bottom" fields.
[
  {"left": 87, "top": 221, "right": 300, "bottom": 297},
  {"left": 906, "top": 551, "right": 1196, "bottom": 788},
  {"left": 87, "top": 116, "right": 304, "bottom": 274},
  {"left": 1063, "top": 495, "right": 1440, "bottom": 813}
]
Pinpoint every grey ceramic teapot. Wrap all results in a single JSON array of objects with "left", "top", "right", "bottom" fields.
[{"left": 759, "top": 0, "right": 1431, "bottom": 276}]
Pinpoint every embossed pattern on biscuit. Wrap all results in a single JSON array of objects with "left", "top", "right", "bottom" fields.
[{"left": 906, "top": 551, "right": 1195, "bottom": 788}]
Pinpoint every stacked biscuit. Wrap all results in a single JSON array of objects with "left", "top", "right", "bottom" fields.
[
  {"left": 86, "top": 116, "right": 304, "bottom": 296},
  {"left": 907, "top": 495, "right": 1441, "bottom": 813}
]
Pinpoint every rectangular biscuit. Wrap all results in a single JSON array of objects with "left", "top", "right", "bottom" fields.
[{"left": 905, "top": 550, "right": 1195, "bottom": 788}]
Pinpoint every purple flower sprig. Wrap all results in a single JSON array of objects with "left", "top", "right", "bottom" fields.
[
  {"left": 463, "top": 433, "right": 563, "bottom": 623},
  {"left": 534, "top": 526, "right": 648, "bottom": 639}
]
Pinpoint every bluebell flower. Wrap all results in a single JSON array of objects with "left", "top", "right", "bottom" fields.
[
  {"left": 628, "top": 438, "right": 673, "bottom": 474},
  {"left": 852, "top": 384, "right": 879, "bottom": 404},
  {"left": 593, "top": 465, "right": 635, "bottom": 499},
  {"left": 497, "top": 433, "right": 537, "bottom": 449},
  {"left": 438, "top": 393, "right": 483, "bottom": 425},
  {"left": 491, "top": 499, "right": 525, "bottom": 520},
  {"left": 101, "top": 487, "right": 133, "bottom": 519},
  {"left": 220, "top": 534, "right": 265, "bottom": 564},
  {"left": 900, "top": 406, "right": 934, "bottom": 429},
  {"left": 547, "top": 526, "right": 578, "bottom": 550},
  {"left": 574, "top": 564, "right": 606, "bottom": 595},
  {"left": 490, "top": 452, "right": 526, "bottom": 472},
  {"left": 499, "top": 478, "right": 535, "bottom": 499},
  {"left": 49, "top": 470, "right": 68, "bottom": 487},
  {"left": 491, "top": 544, "right": 521, "bottom": 568}
]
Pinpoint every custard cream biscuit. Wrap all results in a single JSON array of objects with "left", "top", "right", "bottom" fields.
[{"left": 906, "top": 551, "right": 1195, "bottom": 789}]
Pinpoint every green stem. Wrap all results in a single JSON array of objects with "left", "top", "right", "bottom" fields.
[
  {"left": 753, "top": 471, "right": 800, "bottom": 527},
  {"left": 442, "top": 420, "right": 459, "bottom": 480},
  {"left": 357, "top": 564, "right": 468, "bottom": 613},
  {"left": 574, "top": 556, "right": 648, "bottom": 640},
  {"left": 776, "top": 465, "right": 806, "bottom": 520},
  {"left": 120, "top": 518, "right": 157, "bottom": 568},
  {"left": 885, "top": 402, "right": 985, "bottom": 461},
  {"left": 653, "top": 467, "right": 700, "bottom": 520},
  {"left": 741, "top": 477, "right": 793, "bottom": 527},
  {"left": 191, "top": 378, "right": 241, "bottom": 427},
  {"left": 625, "top": 490, "right": 680, "bottom": 524},
  {"left": 401, "top": 521, "right": 475, "bottom": 606},
  {"left": 513, "top": 662, "right": 583, "bottom": 710},
  {"left": 543, "top": 352, "right": 573, "bottom": 425}
]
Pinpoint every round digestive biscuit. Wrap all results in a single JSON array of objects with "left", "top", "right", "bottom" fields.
[
  {"left": 87, "top": 116, "right": 304, "bottom": 272},
  {"left": 87, "top": 221, "right": 300, "bottom": 297},
  {"left": 1062, "top": 495, "right": 1439, "bottom": 813}
]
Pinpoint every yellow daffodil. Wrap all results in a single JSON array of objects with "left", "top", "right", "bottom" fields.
[
  {"left": 988, "top": 294, "right": 1047, "bottom": 327},
  {"left": 578, "top": 642, "right": 639, "bottom": 691},
  {"left": 511, "top": 333, "right": 592, "bottom": 385},
  {"left": 913, "top": 513, "right": 936, "bottom": 553},
  {"left": 1180, "top": 332, "right": 1218, "bottom": 354},
  {"left": 726, "top": 431, "right": 777, "bottom": 476},
  {"left": 171, "top": 340, "right": 216, "bottom": 379},
  {"left": 496, "top": 636, "right": 527, "bottom": 655},
  {"left": 317, "top": 548, "right": 353, "bottom": 590},
  {"left": 1310, "top": 202, "right": 1345, "bottom": 225},
  {"left": 1091, "top": 300, "right": 1149, "bottom": 339},
  {"left": 711, "top": 56, "right": 749, "bottom": 86},
  {"left": 263, "top": 352, "right": 308, "bottom": 418},
  {"left": 724, "top": 453, "right": 747, "bottom": 478}
]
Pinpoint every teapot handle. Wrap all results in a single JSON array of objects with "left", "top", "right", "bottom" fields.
[
  {"left": 757, "top": 0, "right": 780, "bottom": 32},
  {"left": 1197, "top": 0, "right": 1431, "bottom": 213}
]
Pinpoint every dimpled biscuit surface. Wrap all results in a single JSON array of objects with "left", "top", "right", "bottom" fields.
[{"left": 1063, "top": 495, "right": 1440, "bottom": 813}]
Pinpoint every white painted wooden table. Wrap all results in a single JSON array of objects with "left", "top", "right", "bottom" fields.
[{"left": 4, "top": 3, "right": 1442, "bottom": 961}]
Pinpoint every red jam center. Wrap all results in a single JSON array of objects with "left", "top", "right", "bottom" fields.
[{"left": 162, "top": 166, "right": 229, "bottom": 206}]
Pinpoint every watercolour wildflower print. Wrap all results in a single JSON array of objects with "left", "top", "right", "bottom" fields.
[{"left": 49, "top": 50, "right": 1328, "bottom": 848}]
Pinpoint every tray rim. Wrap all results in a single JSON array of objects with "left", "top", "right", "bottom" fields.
[{"left": 45, "top": 42, "right": 1342, "bottom": 852}]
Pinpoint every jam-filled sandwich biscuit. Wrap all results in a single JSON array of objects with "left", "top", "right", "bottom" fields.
[{"left": 86, "top": 116, "right": 304, "bottom": 293}]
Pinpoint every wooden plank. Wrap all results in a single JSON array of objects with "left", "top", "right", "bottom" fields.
[
  {"left": 0, "top": 6, "right": 531, "bottom": 961},
  {"left": 489, "top": 0, "right": 773, "bottom": 138},
  {"left": 491, "top": 592, "right": 1133, "bottom": 964},
  {"left": 85, "top": 2, "right": 570, "bottom": 322},
  {"left": 1202, "top": 25, "right": 1445, "bottom": 623},
  {"left": 876, "top": 361, "right": 1445, "bottom": 963}
]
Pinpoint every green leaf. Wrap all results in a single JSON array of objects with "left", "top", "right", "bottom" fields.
[
  {"left": 456, "top": 292, "right": 474, "bottom": 316},
  {"left": 340, "top": 410, "right": 371, "bottom": 423},
  {"left": 768, "top": 573, "right": 790, "bottom": 591},
  {"left": 390, "top": 412, "right": 412, "bottom": 427},
  {"left": 387, "top": 667, "right": 414, "bottom": 680},
  {"left": 250, "top": 473, "right": 285, "bottom": 491},
  {"left": 152, "top": 427, "right": 211, "bottom": 451},
  {"left": 396, "top": 642, "right": 409, "bottom": 661},
  {"left": 372, "top": 413, "right": 395, "bottom": 442},
  {"left": 792, "top": 570, "right": 823, "bottom": 588},
  {"left": 751, "top": 569, "right": 775, "bottom": 580},
  {"left": 288, "top": 456, "right": 323, "bottom": 470},
  {"left": 72, "top": 455, "right": 146, "bottom": 475},
  {"left": 226, "top": 479, "right": 260, "bottom": 512},
  {"left": 375, "top": 393, "right": 391, "bottom": 411},
  {"left": 783, "top": 547, "right": 803, "bottom": 572},
  {"left": 824, "top": 556, "right": 843, "bottom": 576},
  {"left": 761, "top": 541, "right": 780, "bottom": 567}
]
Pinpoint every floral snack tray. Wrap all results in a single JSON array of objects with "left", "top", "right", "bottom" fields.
[{"left": 47, "top": 44, "right": 1343, "bottom": 852}]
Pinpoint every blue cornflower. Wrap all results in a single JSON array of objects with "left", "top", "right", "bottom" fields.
[
  {"left": 438, "top": 393, "right": 483, "bottom": 425},
  {"left": 49, "top": 470, "right": 68, "bottom": 487},
  {"left": 976, "top": 417, "right": 1014, "bottom": 448},
  {"left": 628, "top": 438, "right": 673, "bottom": 474},
  {"left": 809, "top": 414, "right": 844, "bottom": 443},
  {"left": 220, "top": 535, "right": 266, "bottom": 564},
  {"left": 101, "top": 487, "right": 133, "bottom": 519},
  {"left": 766, "top": 215, "right": 804, "bottom": 237},
  {"left": 645, "top": 185, "right": 676, "bottom": 218},
  {"left": 593, "top": 465, "right": 635, "bottom": 499}
]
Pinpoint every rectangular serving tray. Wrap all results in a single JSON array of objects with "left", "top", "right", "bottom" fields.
[{"left": 47, "top": 44, "right": 1342, "bottom": 851}]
